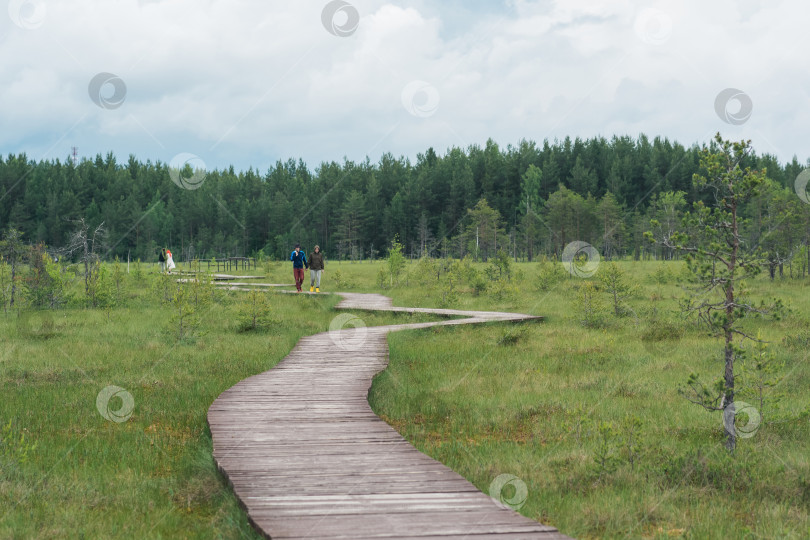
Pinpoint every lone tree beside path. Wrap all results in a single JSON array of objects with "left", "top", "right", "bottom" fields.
[{"left": 646, "top": 134, "right": 781, "bottom": 452}]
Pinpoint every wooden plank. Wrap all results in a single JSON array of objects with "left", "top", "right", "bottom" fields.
[{"left": 208, "top": 292, "right": 568, "bottom": 539}]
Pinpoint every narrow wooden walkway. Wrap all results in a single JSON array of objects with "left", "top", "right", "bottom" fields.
[{"left": 208, "top": 292, "right": 570, "bottom": 539}]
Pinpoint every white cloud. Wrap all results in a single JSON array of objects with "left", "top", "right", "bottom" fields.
[{"left": 2, "top": 0, "right": 809, "bottom": 171}]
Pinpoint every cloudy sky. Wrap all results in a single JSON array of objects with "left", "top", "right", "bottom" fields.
[{"left": 2, "top": 0, "right": 809, "bottom": 173}]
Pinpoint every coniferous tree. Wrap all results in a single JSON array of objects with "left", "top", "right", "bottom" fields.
[{"left": 647, "top": 135, "right": 782, "bottom": 452}]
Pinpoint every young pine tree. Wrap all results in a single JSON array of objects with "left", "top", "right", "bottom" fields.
[
  {"left": 386, "top": 237, "right": 406, "bottom": 287},
  {"left": 237, "top": 288, "right": 276, "bottom": 332},
  {"left": 599, "top": 262, "right": 636, "bottom": 316},
  {"left": 646, "top": 134, "right": 782, "bottom": 452}
]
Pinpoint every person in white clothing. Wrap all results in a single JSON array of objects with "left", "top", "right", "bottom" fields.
[{"left": 166, "top": 248, "right": 176, "bottom": 273}]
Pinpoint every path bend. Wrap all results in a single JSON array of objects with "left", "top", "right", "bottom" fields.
[{"left": 208, "top": 292, "right": 569, "bottom": 539}]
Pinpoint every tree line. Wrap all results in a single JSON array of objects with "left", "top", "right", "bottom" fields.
[{"left": 1, "top": 134, "right": 808, "bottom": 268}]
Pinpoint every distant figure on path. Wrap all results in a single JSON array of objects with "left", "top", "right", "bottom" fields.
[
  {"left": 166, "top": 248, "right": 176, "bottom": 274},
  {"left": 290, "top": 243, "right": 308, "bottom": 293},
  {"left": 309, "top": 245, "right": 324, "bottom": 293},
  {"left": 158, "top": 248, "right": 167, "bottom": 273}
]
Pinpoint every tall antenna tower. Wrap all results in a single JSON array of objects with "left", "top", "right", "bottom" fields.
[{"left": 71, "top": 146, "right": 78, "bottom": 166}]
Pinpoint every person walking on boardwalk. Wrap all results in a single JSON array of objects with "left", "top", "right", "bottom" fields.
[
  {"left": 158, "top": 248, "right": 166, "bottom": 273},
  {"left": 290, "top": 243, "right": 308, "bottom": 292},
  {"left": 166, "top": 248, "right": 176, "bottom": 274},
  {"left": 308, "top": 245, "right": 325, "bottom": 293}
]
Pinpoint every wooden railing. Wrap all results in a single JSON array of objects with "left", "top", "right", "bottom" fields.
[{"left": 185, "top": 258, "right": 258, "bottom": 273}]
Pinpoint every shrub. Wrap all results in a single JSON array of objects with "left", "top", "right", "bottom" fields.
[
  {"left": 332, "top": 269, "right": 352, "bottom": 289},
  {"left": 537, "top": 261, "right": 567, "bottom": 291},
  {"left": 649, "top": 264, "right": 674, "bottom": 285},
  {"left": 386, "top": 237, "right": 406, "bottom": 287},
  {"left": 152, "top": 271, "right": 173, "bottom": 305},
  {"left": 0, "top": 255, "right": 11, "bottom": 314},
  {"left": 470, "top": 274, "right": 488, "bottom": 296},
  {"left": 641, "top": 320, "right": 684, "bottom": 342},
  {"left": 132, "top": 258, "right": 145, "bottom": 282},
  {"left": 87, "top": 262, "right": 115, "bottom": 309},
  {"left": 485, "top": 250, "right": 513, "bottom": 281},
  {"left": 592, "top": 421, "right": 620, "bottom": 477},
  {"left": 574, "top": 281, "right": 606, "bottom": 328},
  {"left": 25, "top": 250, "right": 72, "bottom": 309},
  {"left": 112, "top": 257, "right": 125, "bottom": 304},
  {"left": 497, "top": 324, "right": 528, "bottom": 346},
  {"left": 489, "top": 277, "right": 518, "bottom": 301},
  {"left": 236, "top": 289, "right": 277, "bottom": 333},
  {"left": 599, "top": 262, "right": 636, "bottom": 316},
  {"left": 169, "top": 283, "right": 201, "bottom": 341},
  {"left": 412, "top": 257, "right": 439, "bottom": 287},
  {"left": 376, "top": 266, "right": 389, "bottom": 289}
]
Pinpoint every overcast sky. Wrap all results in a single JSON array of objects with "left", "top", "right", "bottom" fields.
[{"left": 2, "top": 0, "right": 809, "bottom": 173}]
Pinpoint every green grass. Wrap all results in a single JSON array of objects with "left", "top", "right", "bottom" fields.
[
  {"left": 365, "top": 259, "right": 810, "bottom": 539},
  {"left": 0, "top": 266, "right": 441, "bottom": 538},
  {"left": 2, "top": 258, "right": 810, "bottom": 538}
]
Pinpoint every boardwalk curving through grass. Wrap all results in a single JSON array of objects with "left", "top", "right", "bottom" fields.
[{"left": 207, "top": 291, "right": 570, "bottom": 539}]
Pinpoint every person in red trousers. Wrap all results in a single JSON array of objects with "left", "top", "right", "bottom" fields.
[{"left": 290, "top": 243, "right": 308, "bottom": 292}]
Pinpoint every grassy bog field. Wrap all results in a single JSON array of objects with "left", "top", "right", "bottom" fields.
[
  {"left": 1, "top": 258, "right": 809, "bottom": 539},
  {"left": 366, "top": 258, "right": 810, "bottom": 539},
  {"left": 0, "top": 264, "right": 437, "bottom": 538}
]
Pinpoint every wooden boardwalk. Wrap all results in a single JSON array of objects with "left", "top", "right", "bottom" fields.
[{"left": 208, "top": 292, "right": 570, "bottom": 539}]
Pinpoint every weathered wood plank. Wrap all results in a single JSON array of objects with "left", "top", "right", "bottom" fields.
[{"left": 208, "top": 292, "right": 568, "bottom": 539}]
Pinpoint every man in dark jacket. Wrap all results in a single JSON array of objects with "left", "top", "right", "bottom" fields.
[
  {"left": 290, "top": 243, "right": 308, "bottom": 292},
  {"left": 308, "top": 245, "right": 325, "bottom": 292}
]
